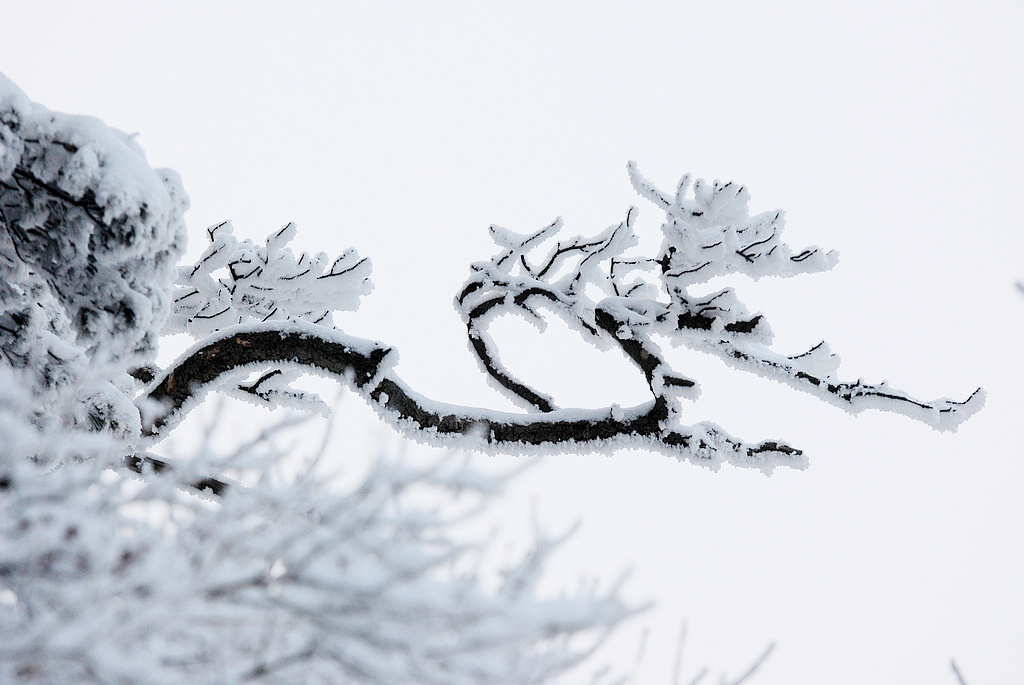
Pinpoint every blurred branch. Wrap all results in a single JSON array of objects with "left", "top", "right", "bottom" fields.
[
  {"left": 951, "top": 659, "right": 969, "bottom": 685},
  {"left": 123, "top": 452, "right": 229, "bottom": 497}
]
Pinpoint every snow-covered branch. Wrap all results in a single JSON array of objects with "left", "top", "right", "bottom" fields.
[
  {"left": 137, "top": 161, "right": 982, "bottom": 470},
  {"left": 442, "top": 163, "right": 982, "bottom": 455},
  {"left": 139, "top": 322, "right": 804, "bottom": 473}
]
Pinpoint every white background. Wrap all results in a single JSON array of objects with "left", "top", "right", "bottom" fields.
[{"left": 2, "top": 2, "right": 1022, "bottom": 683}]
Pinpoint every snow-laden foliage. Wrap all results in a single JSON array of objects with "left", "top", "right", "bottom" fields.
[
  {"left": 0, "top": 73, "right": 186, "bottom": 437},
  {"left": 0, "top": 369, "right": 629, "bottom": 684},
  {"left": 168, "top": 220, "right": 372, "bottom": 338}
]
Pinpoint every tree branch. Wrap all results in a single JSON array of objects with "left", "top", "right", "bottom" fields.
[
  {"left": 688, "top": 336, "right": 984, "bottom": 431},
  {"left": 462, "top": 294, "right": 558, "bottom": 412},
  {"left": 140, "top": 322, "right": 393, "bottom": 437},
  {"left": 138, "top": 322, "right": 804, "bottom": 472}
]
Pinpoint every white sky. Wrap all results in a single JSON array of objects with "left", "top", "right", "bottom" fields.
[{"left": 3, "top": 2, "right": 1022, "bottom": 683}]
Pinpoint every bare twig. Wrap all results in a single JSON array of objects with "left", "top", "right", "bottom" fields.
[{"left": 951, "top": 659, "right": 969, "bottom": 685}]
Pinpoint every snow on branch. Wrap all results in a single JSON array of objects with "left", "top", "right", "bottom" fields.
[
  {"left": 438, "top": 163, "right": 983, "bottom": 460},
  {"left": 139, "top": 321, "right": 801, "bottom": 473},
  {"left": 147, "top": 163, "right": 983, "bottom": 470},
  {"left": 622, "top": 162, "right": 983, "bottom": 430},
  {"left": 626, "top": 161, "right": 836, "bottom": 289},
  {"left": 168, "top": 220, "right": 372, "bottom": 337}
]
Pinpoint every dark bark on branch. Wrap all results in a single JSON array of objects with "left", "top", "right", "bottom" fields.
[
  {"left": 464, "top": 294, "right": 557, "bottom": 412},
  {"left": 138, "top": 323, "right": 801, "bottom": 466},
  {"left": 368, "top": 378, "right": 675, "bottom": 446},
  {"left": 463, "top": 281, "right": 980, "bottom": 430},
  {"left": 467, "top": 331, "right": 556, "bottom": 412},
  {"left": 142, "top": 327, "right": 392, "bottom": 436},
  {"left": 593, "top": 306, "right": 695, "bottom": 393}
]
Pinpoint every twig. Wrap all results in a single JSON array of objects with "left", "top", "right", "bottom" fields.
[{"left": 951, "top": 659, "right": 969, "bottom": 685}]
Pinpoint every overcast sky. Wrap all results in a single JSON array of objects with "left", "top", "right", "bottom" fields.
[{"left": 3, "top": 2, "right": 1022, "bottom": 683}]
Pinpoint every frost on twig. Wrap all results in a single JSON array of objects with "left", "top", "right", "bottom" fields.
[
  {"left": 160, "top": 221, "right": 373, "bottom": 413},
  {"left": 451, "top": 162, "right": 982, "bottom": 463},
  {"left": 168, "top": 220, "right": 372, "bottom": 337}
]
